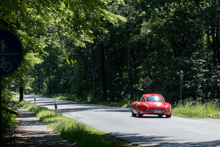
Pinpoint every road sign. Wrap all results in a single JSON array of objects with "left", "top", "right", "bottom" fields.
[
  {"left": 143, "top": 76, "right": 153, "bottom": 86},
  {"left": 0, "top": 30, "right": 23, "bottom": 77}
]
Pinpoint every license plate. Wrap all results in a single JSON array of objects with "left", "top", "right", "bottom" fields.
[{"left": 153, "top": 110, "right": 163, "bottom": 113}]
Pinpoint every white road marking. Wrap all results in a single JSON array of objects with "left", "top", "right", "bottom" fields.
[{"left": 185, "top": 129, "right": 208, "bottom": 135}]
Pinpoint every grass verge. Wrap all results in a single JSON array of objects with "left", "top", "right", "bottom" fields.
[
  {"left": 19, "top": 100, "right": 134, "bottom": 147},
  {"left": 172, "top": 99, "right": 220, "bottom": 118}
]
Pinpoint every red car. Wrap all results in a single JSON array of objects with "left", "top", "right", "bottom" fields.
[
  {"left": 131, "top": 93, "right": 171, "bottom": 118},
  {"left": 25, "top": 90, "right": 30, "bottom": 95}
]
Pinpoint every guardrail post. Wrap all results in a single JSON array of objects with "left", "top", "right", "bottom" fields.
[
  {"left": 34, "top": 96, "right": 36, "bottom": 104},
  {"left": 54, "top": 100, "right": 57, "bottom": 115}
]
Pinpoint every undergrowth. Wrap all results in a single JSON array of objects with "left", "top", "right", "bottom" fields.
[{"left": 172, "top": 98, "right": 220, "bottom": 118}]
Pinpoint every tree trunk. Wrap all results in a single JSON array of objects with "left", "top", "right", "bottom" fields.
[
  {"left": 77, "top": 64, "right": 82, "bottom": 95},
  {"left": 91, "top": 44, "right": 97, "bottom": 99},
  {"left": 19, "top": 86, "right": 24, "bottom": 102},
  {"left": 0, "top": 77, "right": 2, "bottom": 102},
  {"left": 212, "top": 25, "right": 217, "bottom": 66},
  {"left": 178, "top": 0, "right": 189, "bottom": 55},
  {"left": 172, "top": 38, "right": 177, "bottom": 58},
  {"left": 126, "top": 22, "right": 134, "bottom": 101},
  {"left": 48, "top": 68, "right": 52, "bottom": 94},
  {"left": 101, "top": 43, "right": 107, "bottom": 102},
  {"left": 37, "top": 74, "right": 41, "bottom": 93},
  {"left": 19, "top": 78, "right": 24, "bottom": 101},
  {"left": 216, "top": 25, "right": 220, "bottom": 66}
]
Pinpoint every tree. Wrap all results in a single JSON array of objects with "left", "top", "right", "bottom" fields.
[{"left": 24, "top": 0, "right": 220, "bottom": 103}]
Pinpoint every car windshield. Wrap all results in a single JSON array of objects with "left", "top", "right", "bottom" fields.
[{"left": 147, "top": 96, "right": 164, "bottom": 102}]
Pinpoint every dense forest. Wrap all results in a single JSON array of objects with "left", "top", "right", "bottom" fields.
[
  {"left": 1, "top": 0, "right": 220, "bottom": 141},
  {"left": 1, "top": 0, "right": 220, "bottom": 103}
]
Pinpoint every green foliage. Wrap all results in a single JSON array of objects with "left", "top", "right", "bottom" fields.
[
  {"left": 0, "top": 0, "right": 120, "bottom": 97},
  {"left": 1, "top": 0, "right": 219, "bottom": 104},
  {"left": 1, "top": 110, "right": 17, "bottom": 132},
  {"left": 172, "top": 98, "right": 220, "bottom": 118},
  {"left": 29, "top": 0, "right": 220, "bottom": 104},
  {"left": 1, "top": 93, "right": 19, "bottom": 139}
]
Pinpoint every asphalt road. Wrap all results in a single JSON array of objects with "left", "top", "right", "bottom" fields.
[{"left": 21, "top": 95, "right": 220, "bottom": 147}]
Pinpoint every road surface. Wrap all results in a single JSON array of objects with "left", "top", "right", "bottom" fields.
[{"left": 21, "top": 95, "right": 220, "bottom": 146}]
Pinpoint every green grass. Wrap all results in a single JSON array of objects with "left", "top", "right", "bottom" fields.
[
  {"left": 50, "top": 120, "right": 133, "bottom": 147},
  {"left": 20, "top": 101, "right": 69, "bottom": 122},
  {"left": 19, "top": 100, "right": 134, "bottom": 147},
  {"left": 172, "top": 99, "right": 220, "bottom": 118}
]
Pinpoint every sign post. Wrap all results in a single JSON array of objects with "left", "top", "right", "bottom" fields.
[{"left": 179, "top": 71, "right": 184, "bottom": 102}]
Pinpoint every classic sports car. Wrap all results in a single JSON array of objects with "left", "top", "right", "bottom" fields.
[
  {"left": 25, "top": 90, "right": 30, "bottom": 95},
  {"left": 131, "top": 93, "right": 171, "bottom": 118}
]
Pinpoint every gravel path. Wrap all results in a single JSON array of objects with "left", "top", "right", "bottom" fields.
[{"left": 10, "top": 107, "right": 76, "bottom": 147}]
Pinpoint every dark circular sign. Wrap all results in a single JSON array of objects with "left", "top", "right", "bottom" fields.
[{"left": 0, "top": 30, "right": 23, "bottom": 77}]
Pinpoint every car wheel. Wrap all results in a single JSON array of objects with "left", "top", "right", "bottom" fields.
[
  {"left": 131, "top": 109, "right": 136, "bottom": 117},
  {"left": 158, "top": 114, "right": 163, "bottom": 118},
  {"left": 166, "top": 113, "right": 171, "bottom": 118},
  {"left": 137, "top": 107, "right": 143, "bottom": 117}
]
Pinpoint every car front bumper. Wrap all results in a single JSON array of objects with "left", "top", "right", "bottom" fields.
[{"left": 142, "top": 109, "right": 171, "bottom": 115}]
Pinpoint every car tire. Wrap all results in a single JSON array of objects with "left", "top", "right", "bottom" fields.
[
  {"left": 158, "top": 114, "right": 163, "bottom": 118},
  {"left": 131, "top": 109, "right": 136, "bottom": 117},
  {"left": 137, "top": 107, "right": 143, "bottom": 117},
  {"left": 166, "top": 113, "right": 171, "bottom": 118}
]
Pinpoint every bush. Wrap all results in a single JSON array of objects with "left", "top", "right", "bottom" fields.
[
  {"left": 172, "top": 98, "right": 220, "bottom": 118},
  {"left": 1, "top": 110, "right": 17, "bottom": 135},
  {"left": 1, "top": 92, "right": 18, "bottom": 146}
]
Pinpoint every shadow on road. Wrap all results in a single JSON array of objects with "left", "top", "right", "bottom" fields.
[
  {"left": 23, "top": 95, "right": 172, "bottom": 118},
  {"left": 130, "top": 115, "right": 169, "bottom": 119},
  {"left": 108, "top": 132, "right": 220, "bottom": 147},
  {"left": 23, "top": 95, "right": 132, "bottom": 113}
]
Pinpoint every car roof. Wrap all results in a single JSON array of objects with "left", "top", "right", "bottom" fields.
[{"left": 142, "top": 93, "right": 164, "bottom": 98}]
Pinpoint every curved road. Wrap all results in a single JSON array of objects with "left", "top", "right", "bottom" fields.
[{"left": 21, "top": 95, "right": 220, "bottom": 146}]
